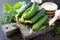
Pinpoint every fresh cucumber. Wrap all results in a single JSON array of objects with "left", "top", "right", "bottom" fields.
[
  {"left": 23, "top": 2, "right": 38, "bottom": 19},
  {"left": 32, "top": 15, "right": 48, "bottom": 31},
  {"left": 15, "top": 2, "right": 32, "bottom": 22},
  {"left": 25, "top": 8, "right": 45, "bottom": 24},
  {"left": 19, "top": 7, "right": 31, "bottom": 23}
]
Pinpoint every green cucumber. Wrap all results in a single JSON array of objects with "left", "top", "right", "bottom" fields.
[
  {"left": 23, "top": 2, "right": 38, "bottom": 19},
  {"left": 19, "top": 7, "right": 31, "bottom": 23},
  {"left": 25, "top": 8, "right": 45, "bottom": 24},
  {"left": 23, "top": 7, "right": 31, "bottom": 15},
  {"left": 32, "top": 15, "right": 48, "bottom": 31},
  {"left": 15, "top": 2, "right": 32, "bottom": 22}
]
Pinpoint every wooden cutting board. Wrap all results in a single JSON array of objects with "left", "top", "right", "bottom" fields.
[
  {"left": 1, "top": 23, "right": 18, "bottom": 36},
  {"left": 15, "top": 23, "right": 55, "bottom": 40}
]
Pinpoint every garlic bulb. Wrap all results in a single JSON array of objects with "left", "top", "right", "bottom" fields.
[
  {"left": 31, "top": 0, "right": 42, "bottom": 4},
  {"left": 55, "top": 10, "right": 60, "bottom": 18},
  {"left": 49, "top": 10, "right": 60, "bottom": 26}
]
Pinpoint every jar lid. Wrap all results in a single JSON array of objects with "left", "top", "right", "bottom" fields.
[{"left": 41, "top": 2, "right": 58, "bottom": 11}]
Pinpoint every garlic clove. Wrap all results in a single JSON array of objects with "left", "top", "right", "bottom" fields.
[{"left": 31, "top": 0, "right": 42, "bottom": 4}]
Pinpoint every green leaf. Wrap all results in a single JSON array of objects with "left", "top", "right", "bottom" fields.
[
  {"left": 14, "top": 2, "right": 22, "bottom": 9},
  {"left": 0, "top": 9, "right": 17, "bottom": 25},
  {"left": 0, "top": 1, "right": 26, "bottom": 25},
  {"left": 14, "top": 1, "right": 26, "bottom": 9},
  {"left": 0, "top": 20, "right": 4, "bottom": 25},
  {"left": 4, "top": 2, "right": 13, "bottom": 11},
  {"left": 55, "top": 27, "right": 60, "bottom": 35}
]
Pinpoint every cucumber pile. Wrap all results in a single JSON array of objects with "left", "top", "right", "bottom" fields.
[
  {"left": 0, "top": 1, "right": 48, "bottom": 31},
  {"left": 15, "top": 2, "right": 48, "bottom": 31}
]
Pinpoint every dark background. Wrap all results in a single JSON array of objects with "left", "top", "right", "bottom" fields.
[{"left": 0, "top": 0, "right": 60, "bottom": 40}]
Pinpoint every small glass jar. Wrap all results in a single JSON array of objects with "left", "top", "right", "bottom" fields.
[{"left": 41, "top": 2, "right": 58, "bottom": 18}]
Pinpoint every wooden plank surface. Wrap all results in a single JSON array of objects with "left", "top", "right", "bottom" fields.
[
  {"left": 1, "top": 23, "right": 18, "bottom": 36},
  {"left": 14, "top": 23, "right": 55, "bottom": 40},
  {"left": 0, "top": 26, "right": 9, "bottom": 40}
]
